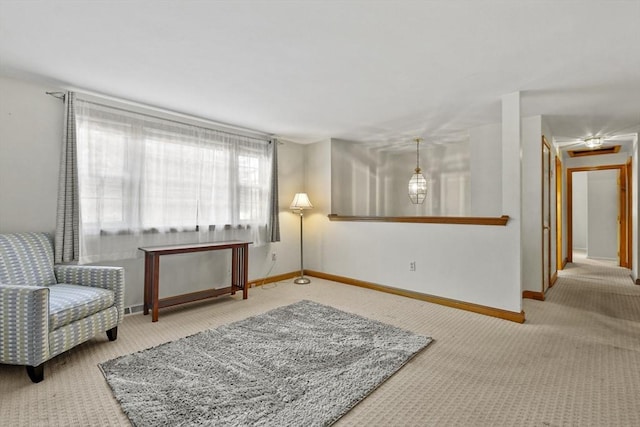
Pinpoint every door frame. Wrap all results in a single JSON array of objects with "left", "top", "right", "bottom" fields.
[
  {"left": 555, "top": 156, "right": 563, "bottom": 271},
  {"left": 566, "top": 163, "right": 630, "bottom": 266},
  {"left": 626, "top": 157, "right": 633, "bottom": 269},
  {"left": 542, "top": 137, "right": 552, "bottom": 291},
  {"left": 619, "top": 163, "right": 629, "bottom": 267}
]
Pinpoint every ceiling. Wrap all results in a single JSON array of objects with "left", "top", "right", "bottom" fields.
[{"left": 1, "top": 1, "right": 639, "bottom": 149}]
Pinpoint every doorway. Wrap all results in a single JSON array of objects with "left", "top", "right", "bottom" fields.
[{"left": 567, "top": 163, "right": 632, "bottom": 267}]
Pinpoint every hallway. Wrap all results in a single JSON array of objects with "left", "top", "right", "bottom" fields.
[{"left": 553, "top": 250, "right": 640, "bottom": 323}]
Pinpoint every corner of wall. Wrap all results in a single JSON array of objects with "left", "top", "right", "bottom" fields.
[{"left": 303, "top": 139, "right": 332, "bottom": 214}]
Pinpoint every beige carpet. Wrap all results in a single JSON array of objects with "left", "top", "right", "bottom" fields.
[{"left": 1, "top": 254, "right": 639, "bottom": 426}]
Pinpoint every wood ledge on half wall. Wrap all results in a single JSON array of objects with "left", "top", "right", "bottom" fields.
[{"left": 328, "top": 214, "right": 510, "bottom": 226}]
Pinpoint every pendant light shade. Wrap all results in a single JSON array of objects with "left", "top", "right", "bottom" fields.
[
  {"left": 584, "top": 136, "right": 603, "bottom": 148},
  {"left": 408, "top": 170, "right": 428, "bottom": 204},
  {"left": 408, "top": 138, "right": 427, "bottom": 204}
]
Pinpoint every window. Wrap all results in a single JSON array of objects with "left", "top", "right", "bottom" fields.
[{"left": 75, "top": 99, "right": 274, "bottom": 263}]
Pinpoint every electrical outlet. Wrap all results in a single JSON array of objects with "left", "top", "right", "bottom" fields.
[
  {"left": 410, "top": 261, "right": 416, "bottom": 272},
  {"left": 271, "top": 252, "right": 277, "bottom": 261}
]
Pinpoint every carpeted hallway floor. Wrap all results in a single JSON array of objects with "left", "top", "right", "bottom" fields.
[{"left": 1, "top": 253, "right": 639, "bottom": 426}]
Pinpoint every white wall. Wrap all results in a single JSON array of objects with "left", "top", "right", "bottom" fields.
[
  {"left": 302, "top": 93, "right": 524, "bottom": 314},
  {"left": 305, "top": 216, "right": 523, "bottom": 311},
  {"left": 0, "top": 75, "right": 302, "bottom": 310},
  {"left": 330, "top": 138, "right": 470, "bottom": 217},
  {"left": 572, "top": 172, "right": 588, "bottom": 249},
  {"left": 330, "top": 139, "right": 381, "bottom": 216},
  {"left": 521, "top": 116, "right": 542, "bottom": 293},
  {"left": 468, "top": 115, "right": 559, "bottom": 296},
  {"left": 0, "top": 77, "right": 63, "bottom": 232},
  {"left": 469, "top": 123, "right": 502, "bottom": 216},
  {"left": 501, "top": 92, "right": 523, "bottom": 306},
  {"left": 303, "top": 139, "right": 332, "bottom": 278},
  {"left": 587, "top": 170, "right": 618, "bottom": 260}
]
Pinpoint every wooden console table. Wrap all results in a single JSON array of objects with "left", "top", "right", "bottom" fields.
[{"left": 139, "top": 241, "right": 251, "bottom": 322}]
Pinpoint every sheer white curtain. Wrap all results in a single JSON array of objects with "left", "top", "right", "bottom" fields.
[{"left": 75, "top": 100, "right": 273, "bottom": 264}]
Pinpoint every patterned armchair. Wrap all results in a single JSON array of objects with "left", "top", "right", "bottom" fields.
[{"left": 0, "top": 232, "right": 125, "bottom": 383}]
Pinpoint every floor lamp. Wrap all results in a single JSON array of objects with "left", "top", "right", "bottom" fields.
[{"left": 290, "top": 193, "right": 313, "bottom": 284}]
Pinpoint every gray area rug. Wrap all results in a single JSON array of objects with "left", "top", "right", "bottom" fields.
[{"left": 99, "top": 300, "right": 432, "bottom": 426}]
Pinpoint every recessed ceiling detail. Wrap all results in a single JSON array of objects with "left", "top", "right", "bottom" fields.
[{"left": 567, "top": 145, "right": 621, "bottom": 158}]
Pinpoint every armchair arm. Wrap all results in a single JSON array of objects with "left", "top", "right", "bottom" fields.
[
  {"left": 54, "top": 265, "right": 125, "bottom": 323},
  {"left": 0, "top": 284, "right": 50, "bottom": 366}
]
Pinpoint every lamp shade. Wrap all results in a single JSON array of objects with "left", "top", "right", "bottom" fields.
[
  {"left": 408, "top": 171, "right": 427, "bottom": 204},
  {"left": 290, "top": 193, "right": 313, "bottom": 210},
  {"left": 408, "top": 137, "right": 427, "bottom": 204}
]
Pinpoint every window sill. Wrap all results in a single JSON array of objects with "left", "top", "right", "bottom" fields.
[{"left": 327, "top": 214, "right": 510, "bottom": 226}]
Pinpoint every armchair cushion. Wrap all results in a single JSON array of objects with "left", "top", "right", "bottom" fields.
[
  {"left": 54, "top": 265, "right": 125, "bottom": 323},
  {"left": 0, "top": 233, "right": 56, "bottom": 287},
  {"left": 48, "top": 284, "right": 115, "bottom": 331}
]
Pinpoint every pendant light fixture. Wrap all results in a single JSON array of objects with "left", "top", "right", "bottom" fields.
[
  {"left": 408, "top": 138, "right": 427, "bottom": 204},
  {"left": 584, "top": 136, "right": 603, "bottom": 148}
]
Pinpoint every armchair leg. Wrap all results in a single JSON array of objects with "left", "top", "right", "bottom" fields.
[
  {"left": 26, "top": 364, "right": 44, "bottom": 383},
  {"left": 106, "top": 326, "right": 118, "bottom": 341}
]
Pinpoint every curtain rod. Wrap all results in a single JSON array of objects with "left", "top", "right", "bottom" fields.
[
  {"left": 81, "top": 98, "right": 274, "bottom": 143},
  {"left": 46, "top": 90, "right": 276, "bottom": 142}
]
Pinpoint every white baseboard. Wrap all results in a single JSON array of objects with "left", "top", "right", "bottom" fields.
[{"left": 585, "top": 256, "right": 617, "bottom": 262}]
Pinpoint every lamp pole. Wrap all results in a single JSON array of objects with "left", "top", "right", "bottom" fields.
[
  {"left": 290, "top": 192, "right": 312, "bottom": 285},
  {"left": 294, "top": 209, "right": 310, "bottom": 284}
]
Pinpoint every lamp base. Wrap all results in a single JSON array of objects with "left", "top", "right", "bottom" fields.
[{"left": 293, "top": 277, "right": 311, "bottom": 285}]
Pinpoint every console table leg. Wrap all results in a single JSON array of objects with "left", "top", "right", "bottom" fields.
[
  {"left": 242, "top": 244, "right": 249, "bottom": 299},
  {"left": 143, "top": 253, "right": 152, "bottom": 315},
  {"left": 151, "top": 254, "right": 160, "bottom": 322},
  {"left": 231, "top": 247, "right": 238, "bottom": 295}
]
